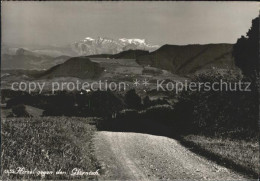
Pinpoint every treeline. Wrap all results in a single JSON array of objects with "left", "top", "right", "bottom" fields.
[
  {"left": 108, "top": 71, "right": 257, "bottom": 139},
  {"left": 1, "top": 88, "right": 168, "bottom": 118}
]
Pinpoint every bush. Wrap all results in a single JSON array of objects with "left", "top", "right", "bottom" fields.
[
  {"left": 89, "top": 90, "right": 125, "bottom": 118},
  {"left": 140, "top": 104, "right": 174, "bottom": 124},
  {"left": 143, "top": 96, "right": 151, "bottom": 108},
  {"left": 142, "top": 96, "right": 170, "bottom": 109},
  {"left": 172, "top": 97, "right": 194, "bottom": 131},
  {"left": 175, "top": 70, "right": 258, "bottom": 135},
  {"left": 117, "top": 109, "right": 139, "bottom": 120},
  {"left": 11, "top": 104, "right": 31, "bottom": 117},
  {"left": 125, "top": 89, "right": 142, "bottom": 110}
]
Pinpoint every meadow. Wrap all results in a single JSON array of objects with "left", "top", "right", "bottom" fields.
[{"left": 1, "top": 117, "right": 101, "bottom": 180}]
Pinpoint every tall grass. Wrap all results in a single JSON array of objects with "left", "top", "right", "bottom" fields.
[{"left": 1, "top": 117, "right": 100, "bottom": 180}]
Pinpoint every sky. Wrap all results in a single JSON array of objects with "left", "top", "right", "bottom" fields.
[{"left": 2, "top": 1, "right": 259, "bottom": 47}]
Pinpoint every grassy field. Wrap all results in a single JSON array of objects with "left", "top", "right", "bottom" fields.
[
  {"left": 1, "top": 117, "right": 101, "bottom": 180},
  {"left": 181, "top": 134, "right": 259, "bottom": 178},
  {"left": 1, "top": 105, "right": 44, "bottom": 118}
]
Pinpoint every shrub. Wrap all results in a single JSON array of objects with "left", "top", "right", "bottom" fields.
[
  {"left": 11, "top": 104, "right": 31, "bottom": 117},
  {"left": 125, "top": 89, "right": 142, "bottom": 110},
  {"left": 89, "top": 90, "right": 125, "bottom": 118},
  {"left": 175, "top": 70, "right": 258, "bottom": 135},
  {"left": 143, "top": 96, "right": 170, "bottom": 109},
  {"left": 143, "top": 96, "right": 151, "bottom": 108},
  {"left": 140, "top": 104, "right": 174, "bottom": 124},
  {"left": 117, "top": 109, "right": 139, "bottom": 120}
]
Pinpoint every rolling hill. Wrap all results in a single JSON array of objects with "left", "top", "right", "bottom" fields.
[
  {"left": 2, "top": 44, "right": 237, "bottom": 81},
  {"left": 86, "top": 50, "right": 149, "bottom": 59},
  {"left": 136, "top": 44, "right": 235, "bottom": 74},
  {"left": 38, "top": 57, "right": 104, "bottom": 79},
  {"left": 110, "top": 50, "right": 149, "bottom": 59},
  {"left": 86, "top": 44, "right": 236, "bottom": 75}
]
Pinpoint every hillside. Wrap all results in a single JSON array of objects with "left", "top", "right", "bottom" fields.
[
  {"left": 2, "top": 117, "right": 99, "bottom": 180},
  {"left": 3, "top": 44, "right": 237, "bottom": 80},
  {"left": 136, "top": 44, "right": 235, "bottom": 74},
  {"left": 86, "top": 50, "right": 149, "bottom": 59},
  {"left": 2, "top": 48, "right": 70, "bottom": 70},
  {"left": 38, "top": 57, "right": 104, "bottom": 79},
  {"left": 110, "top": 50, "right": 149, "bottom": 59}
]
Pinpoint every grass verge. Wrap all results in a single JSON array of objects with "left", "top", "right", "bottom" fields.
[
  {"left": 1, "top": 117, "right": 101, "bottom": 180},
  {"left": 180, "top": 134, "right": 259, "bottom": 179}
]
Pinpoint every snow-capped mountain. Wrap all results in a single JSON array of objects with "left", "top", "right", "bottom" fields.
[{"left": 71, "top": 37, "right": 159, "bottom": 55}]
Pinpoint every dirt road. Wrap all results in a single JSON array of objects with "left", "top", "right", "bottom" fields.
[{"left": 93, "top": 131, "right": 246, "bottom": 180}]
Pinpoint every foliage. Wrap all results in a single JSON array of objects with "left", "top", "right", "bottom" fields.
[
  {"left": 125, "top": 89, "right": 142, "bottom": 110},
  {"left": 233, "top": 17, "right": 259, "bottom": 79},
  {"left": 117, "top": 109, "right": 139, "bottom": 120},
  {"left": 143, "top": 96, "right": 151, "bottom": 108},
  {"left": 175, "top": 70, "right": 258, "bottom": 134},
  {"left": 89, "top": 90, "right": 125, "bottom": 118},
  {"left": 142, "top": 96, "right": 169, "bottom": 109},
  {"left": 140, "top": 104, "right": 174, "bottom": 124},
  {"left": 182, "top": 134, "right": 258, "bottom": 178},
  {"left": 11, "top": 104, "right": 31, "bottom": 117}
]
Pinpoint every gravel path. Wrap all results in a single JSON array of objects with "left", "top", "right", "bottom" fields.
[{"left": 94, "top": 131, "right": 246, "bottom": 180}]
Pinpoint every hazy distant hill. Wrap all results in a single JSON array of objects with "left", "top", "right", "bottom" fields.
[
  {"left": 3, "top": 44, "right": 237, "bottom": 78},
  {"left": 136, "top": 44, "right": 235, "bottom": 74},
  {"left": 87, "top": 54, "right": 112, "bottom": 58},
  {"left": 38, "top": 57, "right": 104, "bottom": 79},
  {"left": 2, "top": 48, "right": 70, "bottom": 70},
  {"left": 86, "top": 50, "right": 149, "bottom": 59}
]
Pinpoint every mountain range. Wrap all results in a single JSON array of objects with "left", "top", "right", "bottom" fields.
[
  {"left": 33, "top": 43, "right": 236, "bottom": 80},
  {"left": 2, "top": 39, "right": 237, "bottom": 77},
  {"left": 71, "top": 37, "right": 159, "bottom": 55}
]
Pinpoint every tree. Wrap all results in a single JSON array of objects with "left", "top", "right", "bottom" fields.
[
  {"left": 233, "top": 17, "right": 259, "bottom": 130},
  {"left": 12, "top": 104, "right": 31, "bottom": 117},
  {"left": 89, "top": 90, "right": 125, "bottom": 118},
  {"left": 233, "top": 17, "right": 259, "bottom": 80},
  {"left": 143, "top": 95, "right": 151, "bottom": 108},
  {"left": 125, "top": 89, "right": 142, "bottom": 110}
]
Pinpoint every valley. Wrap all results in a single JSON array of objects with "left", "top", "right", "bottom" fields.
[
  {"left": 1, "top": 38, "right": 257, "bottom": 181},
  {"left": 2, "top": 2, "right": 259, "bottom": 180},
  {"left": 1, "top": 42, "right": 238, "bottom": 94}
]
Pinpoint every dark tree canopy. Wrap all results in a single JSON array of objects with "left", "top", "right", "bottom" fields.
[
  {"left": 89, "top": 90, "right": 125, "bottom": 117},
  {"left": 233, "top": 17, "right": 259, "bottom": 79},
  {"left": 143, "top": 95, "right": 151, "bottom": 108},
  {"left": 125, "top": 89, "right": 142, "bottom": 110},
  {"left": 12, "top": 104, "right": 30, "bottom": 117}
]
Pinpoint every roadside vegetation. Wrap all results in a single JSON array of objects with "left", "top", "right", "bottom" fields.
[
  {"left": 1, "top": 117, "right": 100, "bottom": 180},
  {"left": 178, "top": 16, "right": 259, "bottom": 179},
  {"left": 181, "top": 134, "right": 258, "bottom": 178}
]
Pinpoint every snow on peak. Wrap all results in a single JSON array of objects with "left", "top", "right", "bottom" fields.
[
  {"left": 72, "top": 36, "right": 159, "bottom": 55},
  {"left": 84, "top": 37, "right": 95, "bottom": 41},
  {"left": 119, "top": 38, "right": 146, "bottom": 44}
]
